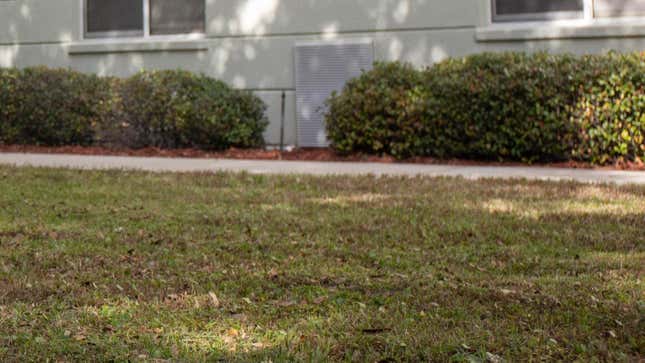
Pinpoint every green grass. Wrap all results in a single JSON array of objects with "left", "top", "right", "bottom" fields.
[{"left": 0, "top": 166, "right": 643, "bottom": 362}]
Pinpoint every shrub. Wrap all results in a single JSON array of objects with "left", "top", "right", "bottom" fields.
[
  {"left": 0, "top": 67, "right": 268, "bottom": 150},
  {"left": 571, "top": 52, "right": 645, "bottom": 164},
  {"left": 423, "top": 52, "right": 586, "bottom": 161},
  {"left": 0, "top": 68, "right": 20, "bottom": 144},
  {"left": 0, "top": 67, "right": 111, "bottom": 146},
  {"left": 325, "top": 62, "right": 428, "bottom": 158},
  {"left": 107, "top": 70, "right": 268, "bottom": 150},
  {"left": 325, "top": 51, "right": 645, "bottom": 164}
]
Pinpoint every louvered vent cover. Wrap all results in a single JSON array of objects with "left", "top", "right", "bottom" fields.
[{"left": 295, "top": 40, "right": 374, "bottom": 147}]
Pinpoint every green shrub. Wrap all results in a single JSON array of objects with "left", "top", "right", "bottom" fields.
[
  {"left": 0, "top": 67, "right": 111, "bottom": 146},
  {"left": 0, "top": 68, "right": 20, "bottom": 144},
  {"left": 108, "top": 70, "right": 267, "bottom": 150},
  {"left": 424, "top": 52, "right": 586, "bottom": 161},
  {"left": 325, "top": 51, "right": 645, "bottom": 164},
  {"left": 571, "top": 52, "right": 645, "bottom": 164},
  {"left": 325, "top": 62, "right": 428, "bottom": 158},
  {"left": 0, "top": 67, "right": 268, "bottom": 150}
]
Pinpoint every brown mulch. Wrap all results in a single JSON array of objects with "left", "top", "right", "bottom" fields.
[{"left": 1, "top": 144, "right": 644, "bottom": 171}]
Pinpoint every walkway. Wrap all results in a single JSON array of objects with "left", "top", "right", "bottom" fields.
[{"left": 1, "top": 153, "right": 644, "bottom": 185}]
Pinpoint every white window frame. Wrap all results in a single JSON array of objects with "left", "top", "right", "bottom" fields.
[
  {"left": 490, "top": 0, "right": 645, "bottom": 24},
  {"left": 479, "top": 0, "right": 645, "bottom": 41},
  {"left": 82, "top": 0, "right": 206, "bottom": 40},
  {"left": 491, "top": 0, "right": 593, "bottom": 22}
]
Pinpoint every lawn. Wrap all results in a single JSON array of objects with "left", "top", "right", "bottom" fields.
[{"left": 0, "top": 166, "right": 643, "bottom": 362}]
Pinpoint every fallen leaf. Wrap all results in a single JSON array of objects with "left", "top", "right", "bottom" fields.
[
  {"left": 267, "top": 268, "right": 279, "bottom": 279},
  {"left": 486, "top": 352, "right": 503, "bottom": 363},
  {"left": 231, "top": 313, "right": 247, "bottom": 322},
  {"left": 275, "top": 300, "right": 297, "bottom": 307},
  {"left": 313, "top": 296, "right": 327, "bottom": 305},
  {"left": 208, "top": 292, "right": 221, "bottom": 308},
  {"left": 227, "top": 328, "right": 239, "bottom": 337}
]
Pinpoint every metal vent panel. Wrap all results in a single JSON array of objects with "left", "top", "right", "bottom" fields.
[{"left": 295, "top": 40, "right": 374, "bottom": 147}]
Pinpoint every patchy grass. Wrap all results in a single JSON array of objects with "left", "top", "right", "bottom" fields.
[{"left": 0, "top": 166, "right": 643, "bottom": 362}]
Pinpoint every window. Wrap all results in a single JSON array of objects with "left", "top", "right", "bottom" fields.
[
  {"left": 85, "top": 0, "right": 205, "bottom": 39},
  {"left": 594, "top": 0, "right": 645, "bottom": 18},
  {"left": 86, "top": 0, "right": 144, "bottom": 37},
  {"left": 492, "top": 0, "right": 645, "bottom": 22},
  {"left": 150, "top": 0, "right": 205, "bottom": 35},
  {"left": 492, "top": 0, "right": 584, "bottom": 21}
]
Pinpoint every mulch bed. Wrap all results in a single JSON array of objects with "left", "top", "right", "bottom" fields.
[{"left": 1, "top": 144, "right": 644, "bottom": 171}]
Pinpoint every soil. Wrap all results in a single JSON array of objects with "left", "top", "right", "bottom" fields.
[{"left": 1, "top": 144, "right": 644, "bottom": 171}]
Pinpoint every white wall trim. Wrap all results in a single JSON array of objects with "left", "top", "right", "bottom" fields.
[
  {"left": 68, "top": 39, "right": 209, "bottom": 54},
  {"left": 477, "top": 17, "right": 645, "bottom": 42},
  {"left": 294, "top": 38, "right": 374, "bottom": 47}
]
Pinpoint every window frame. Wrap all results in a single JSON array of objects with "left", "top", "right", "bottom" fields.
[
  {"left": 478, "top": 0, "right": 645, "bottom": 41},
  {"left": 491, "top": 0, "right": 586, "bottom": 22},
  {"left": 82, "top": 0, "right": 206, "bottom": 40},
  {"left": 488, "top": 0, "right": 598, "bottom": 24}
]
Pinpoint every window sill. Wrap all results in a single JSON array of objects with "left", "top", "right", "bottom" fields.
[
  {"left": 68, "top": 39, "right": 209, "bottom": 55},
  {"left": 476, "top": 19, "right": 645, "bottom": 42}
]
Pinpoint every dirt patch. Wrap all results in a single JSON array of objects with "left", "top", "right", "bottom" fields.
[{"left": 1, "top": 144, "right": 644, "bottom": 171}]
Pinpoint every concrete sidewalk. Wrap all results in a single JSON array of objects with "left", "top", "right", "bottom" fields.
[{"left": 1, "top": 152, "right": 645, "bottom": 185}]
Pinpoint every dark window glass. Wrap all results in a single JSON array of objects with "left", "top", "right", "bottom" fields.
[
  {"left": 494, "top": 0, "right": 583, "bottom": 16},
  {"left": 594, "top": 0, "right": 645, "bottom": 17},
  {"left": 86, "top": 0, "right": 144, "bottom": 35},
  {"left": 150, "top": 0, "right": 205, "bottom": 35}
]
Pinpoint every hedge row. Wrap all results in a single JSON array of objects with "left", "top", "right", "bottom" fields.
[
  {"left": 0, "top": 67, "right": 267, "bottom": 150},
  {"left": 325, "top": 52, "right": 645, "bottom": 164}
]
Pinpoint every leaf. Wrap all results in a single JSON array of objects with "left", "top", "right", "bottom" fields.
[
  {"left": 267, "top": 268, "right": 279, "bottom": 279},
  {"left": 486, "top": 352, "right": 503, "bottom": 363},
  {"left": 275, "top": 300, "right": 297, "bottom": 308},
  {"left": 208, "top": 292, "right": 220, "bottom": 308},
  {"left": 313, "top": 296, "right": 327, "bottom": 305}
]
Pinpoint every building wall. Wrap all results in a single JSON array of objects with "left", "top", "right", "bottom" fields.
[{"left": 2, "top": 0, "right": 644, "bottom": 145}]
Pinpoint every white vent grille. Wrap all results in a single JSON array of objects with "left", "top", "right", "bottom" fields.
[{"left": 295, "top": 40, "right": 374, "bottom": 147}]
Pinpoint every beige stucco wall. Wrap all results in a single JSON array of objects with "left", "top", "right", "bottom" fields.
[{"left": 1, "top": 0, "right": 644, "bottom": 145}]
